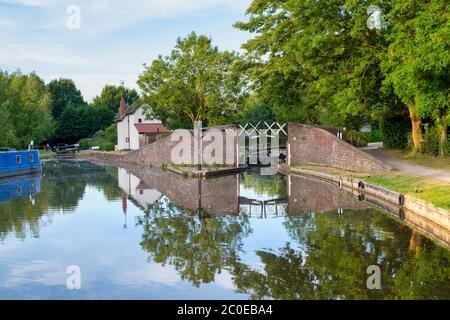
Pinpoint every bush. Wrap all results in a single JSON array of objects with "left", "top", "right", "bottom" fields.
[
  {"left": 380, "top": 114, "right": 410, "bottom": 149},
  {"left": 79, "top": 138, "right": 91, "bottom": 149},
  {"left": 343, "top": 130, "right": 368, "bottom": 147},
  {"left": 422, "top": 125, "right": 441, "bottom": 156},
  {"left": 78, "top": 124, "right": 117, "bottom": 151},
  {"left": 361, "top": 129, "right": 383, "bottom": 143}
]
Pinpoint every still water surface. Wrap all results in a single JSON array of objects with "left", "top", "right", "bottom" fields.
[{"left": 0, "top": 160, "right": 448, "bottom": 299}]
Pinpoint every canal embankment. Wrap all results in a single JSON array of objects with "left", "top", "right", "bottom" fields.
[
  {"left": 78, "top": 150, "right": 247, "bottom": 178},
  {"left": 77, "top": 124, "right": 248, "bottom": 177},
  {"left": 279, "top": 164, "right": 450, "bottom": 234}
]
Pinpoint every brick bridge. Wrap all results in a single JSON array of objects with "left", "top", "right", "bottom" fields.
[{"left": 114, "top": 122, "right": 390, "bottom": 174}]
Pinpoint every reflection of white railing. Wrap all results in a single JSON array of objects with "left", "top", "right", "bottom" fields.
[{"left": 239, "top": 196, "right": 288, "bottom": 218}]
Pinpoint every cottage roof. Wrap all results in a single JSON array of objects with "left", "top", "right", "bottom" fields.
[
  {"left": 134, "top": 123, "right": 169, "bottom": 134},
  {"left": 116, "top": 105, "right": 139, "bottom": 122}
]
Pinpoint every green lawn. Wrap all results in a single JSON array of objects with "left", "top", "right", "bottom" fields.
[
  {"left": 364, "top": 173, "right": 450, "bottom": 211},
  {"left": 292, "top": 164, "right": 450, "bottom": 211}
]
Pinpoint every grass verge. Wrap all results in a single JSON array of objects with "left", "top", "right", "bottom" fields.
[{"left": 38, "top": 151, "right": 56, "bottom": 159}]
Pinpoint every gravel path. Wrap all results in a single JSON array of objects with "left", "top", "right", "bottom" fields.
[{"left": 365, "top": 149, "right": 450, "bottom": 183}]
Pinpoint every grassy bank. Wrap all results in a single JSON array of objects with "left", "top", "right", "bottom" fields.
[
  {"left": 292, "top": 164, "right": 450, "bottom": 211},
  {"left": 38, "top": 151, "right": 56, "bottom": 159}
]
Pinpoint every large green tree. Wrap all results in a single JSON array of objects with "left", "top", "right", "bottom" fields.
[
  {"left": 47, "top": 78, "right": 85, "bottom": 120},
  {"left": 381, "top": 0, "right": 449, "bottom": 153},
  {"left": 91, "top": 85, "right": 140, "bottom": 114},
  {"left": 138, "top": 32, "right": 245, "bottom": 129},
  {"left": 235, "top": 0, "right": 390, "bottom": 129},
  {"left": 236, "top": 0, "right": 448, "bottom": 152},
  {"left": 0, "top": 72, "right": 19, "bottom": 147}
]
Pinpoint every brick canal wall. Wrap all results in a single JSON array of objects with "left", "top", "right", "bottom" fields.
[
  {"left": 122, "top": 124, "right": 238, "bottom": 167},
  {"left": 288, "top": 123, "right": 391, "bottom": 173}
]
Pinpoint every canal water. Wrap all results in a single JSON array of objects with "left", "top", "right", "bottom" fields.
[{"left": 0, "top": 160, "right": 448, "bottom": 299}]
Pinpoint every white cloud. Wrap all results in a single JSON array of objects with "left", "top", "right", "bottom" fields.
[
  {"left": 0, "top": 0, "right": 251, "bottom": 101},
  {"left": 0, "top": 43, "right": 93, "bottom": 67},
  {"left": 1, "top": 0, "right": 56, "bottom": 7},
  {"left": 0, "top": 17, "right": 16, "bottom": 27},
  {"left": 111, "top": 263, "right": 181, "bottom": 287},
  {"left": 2, "top": 0, "right": 249, "bottom": 34}
]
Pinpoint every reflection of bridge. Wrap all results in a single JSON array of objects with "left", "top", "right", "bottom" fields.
[{"left": 239, "top": 196, "right": 288, "bottom": 218}]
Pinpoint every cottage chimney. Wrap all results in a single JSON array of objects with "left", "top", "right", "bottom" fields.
[
  {"left": 121, "top": 191, "right": 127, "bottom": 214},
  {"left": 120, "top": 96, "right": 126, "bottom": 117}
]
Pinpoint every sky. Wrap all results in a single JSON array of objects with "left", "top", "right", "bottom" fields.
[{"left": 0, "top": 0, "right": 252, "bottom": 101}]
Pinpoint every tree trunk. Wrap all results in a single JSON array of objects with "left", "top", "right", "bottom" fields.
[
  {"left": 408, "top": 230, "right": 423, "bottom": 255},
  {"left": 408, "top": 106, "right": 422, "bottom": 152},
  {"left": 439, "top": 120, "right": 448, "bottom": 158}
]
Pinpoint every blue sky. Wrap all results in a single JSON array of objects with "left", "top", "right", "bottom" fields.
[{"left": 0, "top": 0, "right": 252, "bottom": 101}]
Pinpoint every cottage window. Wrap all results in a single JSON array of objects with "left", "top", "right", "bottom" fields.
[
  {"left": 29, "top": 154, "right": 33, "bottom": 163},
  {"left": 16, "top": 155, "right": 21, "bottom": 164},
  {"left": 17, "top": 185, "right": 22, "bottom": 196},
  {"left": 138, "top": 119, "right": 142, "bottom": 123},
  {"left": 139, "top": 190, "right": 144, "bottom": 195},
  {"left": 125, "top": 137, "right": 130, "bottom": 143}
]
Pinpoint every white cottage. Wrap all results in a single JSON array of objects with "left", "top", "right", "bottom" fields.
[
  {"left": 118, "top": 168, "right": 162, "bottom": 211},
  {"left": 116, "top": 97, "right": 169, "bottom": 151}
]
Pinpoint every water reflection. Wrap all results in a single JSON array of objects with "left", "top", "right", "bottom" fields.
[
  {"left": 0, "top": 160, "right": 448, "bottom": 299},
  {"left": 0, "top": 174, "right": 42, "bottom": 241},
  {"left": 0, "top": 160, "right": 120, "bottom": 242},
  {"left": 233, "top": 228, "right": 450, "bottom": 299},
  {"left": 0, "top": 173, "right": 41, "bottom": 203},
  {"left": 118, "top": 164, "right": 450, "bottom": 299},
  {"left": 137, "top": 197, "right": 251, "bottom": 287}
]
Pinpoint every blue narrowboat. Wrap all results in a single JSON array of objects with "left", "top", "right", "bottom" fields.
[
  {"left": 0, "top": 150, "right": 42, "bottom": 179},
  {"left": 0, "top": 173, "right": 41, "bottom": 202}
]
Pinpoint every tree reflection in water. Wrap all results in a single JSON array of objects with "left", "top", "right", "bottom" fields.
[
  {"left": 137, "top": 196, "right": 252, "bottom": 287},
  {"left": 135, "top": 170, "right": 449, "bottom": 299},
  {"left": 233, "top": 210, "right": 450, "bottom": 300}
]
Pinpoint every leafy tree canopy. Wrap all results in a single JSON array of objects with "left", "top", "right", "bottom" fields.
[
  {"left": 91, "top": 85, "right": 140, "bottom": 114},
  {"left": 381, "top": 0, "right": 449, "bottom": 120},
  {"left": 138, "top": 32, "right": 246, "bottom": 129},
  {"left": 0, "top": 71, "right": 54, "bottom": 148},
  {"left": 47, "top": 78, "right": 85, "bottom": 120},
  {"left": 54, "top": 104, "right": 114, "bottom": 144},
  {"left": 235, "top": 0, "right": 390, "bottom": 129}
]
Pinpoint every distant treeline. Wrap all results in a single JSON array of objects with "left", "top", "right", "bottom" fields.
[{"left": 0, "top": 72, "right": 139, "bottom": 149}]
